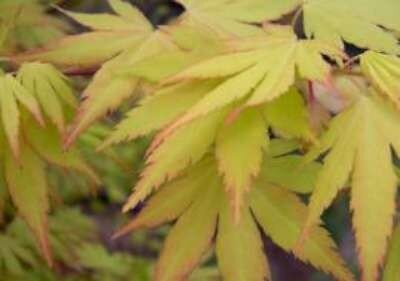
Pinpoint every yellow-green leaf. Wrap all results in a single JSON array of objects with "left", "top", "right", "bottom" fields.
[
  {"left": 250, "top": 185, "right": 354, "bottom": 281},
  {"left": 215, "top": 107, "right": 267, "bottom": 220},
  {"left": 216, "top": 194, "right": 269, "bottom": 281},
  {"left": 0, "top": 76, "right": 20, "bottom": 159},
  {"left": 163, "top": 29, "right": 338, "bottom": 132},
  {"left": 303, "top": 95, "right": 399, "bottom": 281},
  {"left": 4, "top": 145, "right": 52, "bottom": 266},
  {"left": 361, "top": 51, "right": 400, "bottom": 107},
  {"left": 114, "top": 158, "right": 212, "bottom": 237},
  {"left": 23, "top": 119, "right": 100, "bottom": 185},
  {"left": 122, "top": 108, "right": 226, "bottom": 212},
  {"left": 303, "top": 0, "right": 400, "bottom": 54},
  {"left": 263, "top": 87, "right": 314, "bottom": 141},
  {"left": 100, "top": 81, "right": 218, "bottom": 149},
  {"left": 154, "top": 176, "right": 221, "bottom": 281},
  {"left": 65, "top": 31, "right": 177, "bottom": 147}
]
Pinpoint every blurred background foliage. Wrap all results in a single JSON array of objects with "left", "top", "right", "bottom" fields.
[{"left": 0, "top": 0, "right": 360, "bottom": 280}]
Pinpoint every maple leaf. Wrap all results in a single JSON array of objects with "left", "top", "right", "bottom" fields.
[
  {"left": 122, "top": 107, "right": 227, "bottom": 212},
  {"left": 0, "top": 233, "right": 38, "bottom": 276},
  {"left": 361, "top": 51, "right": 400, "bottom": 107},
  {"left": 23, "top": 119, "right": 100, "bottom": 185},
  {"left": 115, "top": 24, "right": 227, "bottom": 83},
  {"left": 175, "top": 0, "right": 282, "bottom": 37},
  {"left": 215, "top": 107, "right": 267, "bottom": 221},
  {"left": 302, "top": 0, "right": 400, "bottom": 54},
  {"left": 160, "top": 27, "right": 342, "bottom": 134},
  {"left": 113, "top": 85, "right": 313, "bottom": 220},
  {"left": 383, "top": 225, "right": 400, "bottom": 281},
  {"left": 154, "top": 169, "right": 221, "bottom": 281},
  {"left": 216, "top": 192, "right": 269, "bottom": 281},
  {"left": 17, "top": 62, "right": 77, "bottom": 133},
  {"left": 0, "top": 0, "right": 68, "bottom": 54},
  {"left": 3, "top": 144, "right": 52, "bottom": 266},
  {"left": 113, "top": 158, "right": 212, "bottom": 238},
  {"left": 15, "top": 0, "right": 153, "bottom": 69},
  {"left": 116, "top": 156, "right": 353, "bottom": 281},
  {"left": 100, "top": 81, "right": 220, "bottom": 149},
  {"left": 196, "top": 0, "right": 400, "bottom": 53},
  {"left": 64, "top": 22, "right": 228, "bottom": 147},
  {"left": 250, "top": 0, "right": 400, "bottom": 54},
  {"left": 0, "top": 72, "right": 44, "bottom": 159},
  {"left": 301, "top": 94, "right": 400, "bottom": 281},
  {"left": 250, "top": 184, "right": 353, "bottom": 281}
]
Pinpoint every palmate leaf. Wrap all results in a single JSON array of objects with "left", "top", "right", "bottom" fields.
[
  {"left": 180, "top": 0, "right": 400, "bottom": 53},
  {"left": 17, "top": 62, "right": 77, "bottom": 133},
  {"left": 215, "top": 107, "right": 267, "bottom": 221},
  {"left": 16, "top": 0, "right": 153, "bottom": 69},
  {"left": 161, "top": 27, "right": 341, "bottom": 134},
  {"left": 100, "top": 81, "right": 220, "bottom": 149},
  {"left": 23, "top": 119, "right": 100, "bottom": 185},
  {"left": 383, "top": 225, "right": 400, "bottom": 281},
  {"left": 0, "top": 73, "right": 43, "bottom": 159},
  {"left": 175, "top": 0, "right": 300, "bottom": 37},
  {"left": 361, "top": 51, "right": 400, "bottom": 107},
  {"left": 115, "top": 23, "right": 227, "bottom": 83},
  {"left": 122, "top": 107, "right": 227, "bottom": 212},
  {"left": 259, "top": 0, "right": 400, "bottom": 54},
  {"left": 0, "top": 138, "right": 99, "bottom": 266},
  {"left": 116, "top": 156, "right": 353, "bottom": 281},
  {"left": 154, "top": 171, "right": 221, "bottom": 281},
  {"left": 63, "top": 29, "right": 179, "bottom": 147},
  {"left": 114, "top": 158, "right": 212, "bottom": 237},
  {"left": 0, "top": 0, "right": 67, "bottom": 54},
  {"left": 216, "top": 194, "right": 269, "bottom": 281},
  {"left": 112, "top": 84, "right": 312, "bottom": 218},
  {"left": 250, "top": 184, "right": 353, "bottom": 281},
  {"left": 0, "top": 233, "right": 38, "bottom": 276},
  {"left": 5, "top": 207, "right": 96, "bottom": 271},
  {"left": 65, "top": 21, "right": 229, "bottom": 147},
  {"left": 302, "top": 0, "right": 400, "bottom": 54},
  {"left": 3, "top": 144, "right": 52, "bottom": 266},
  {"left": 301, "top": 94, "right": 400, "bottom": 281}
]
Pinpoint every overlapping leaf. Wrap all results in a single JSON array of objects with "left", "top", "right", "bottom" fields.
[
  {"left": 16, "top": 0, "right": 153, "bottom": 69},
  {"left": 161, "top": 27, "right": 341, "bottom": 134},
  {"left": 178, "top": 0, "right": 400, "bottom": 53},
  {"left": 0, "top": 73, "right": 43, "bottom": 158},
  {"left": 116, "top": 156, "right": 353, "bottom": 281},
  {"left": 250, "top": 184, "right": 353, "bottom": 281},
  {"left": 216, "top": 193, "right": 269, "bottom": 281},
  {"left": 302, "top": 0, "right": 400, "bottom": 54},
  {"left": 361, "top": 51, "right": 400, "bottom": 107},
  {"left": 64, "top": 22, "right": 228, "bottom": 147},
  {"left": 4, "top": 144, "right": 52, "bottom": 266},
  {"left": 0, "top": 0, "right": 68, "bottom": 54},
  {"left": 17, "top": 62, "right": 76, "bottom": 133},
  {"left": 301, "top": 94, "right": 400, "bottom": 281},
  {"left": 215, "top": 108, "right": 267, "bottom": 221},
  {"left": 100, "top": 81, "right": 220, "bottom": 149},
  {"left": 122, "top": 107, "right": 227, "bottom": 212},
  {"left": 109, "top": 82, "right": 313, "bottom": 219},
  {"left": 175, "top": 0, "right": 300, "bottom": 37}
]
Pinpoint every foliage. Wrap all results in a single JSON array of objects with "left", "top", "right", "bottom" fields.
[{"left": 1, "top": 0, "right": 400, "bottom": 281}]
